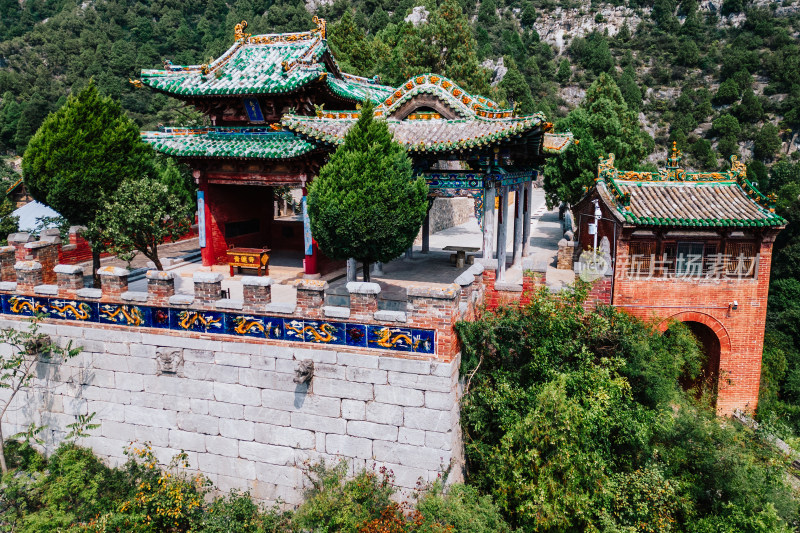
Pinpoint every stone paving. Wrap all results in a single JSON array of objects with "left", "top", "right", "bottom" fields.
[{"left": 123, "top": 188, "right": 568, "bottom": 306}]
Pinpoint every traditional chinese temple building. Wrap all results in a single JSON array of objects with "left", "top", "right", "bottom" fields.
[
  {"left": 573, "top": 145, "right": 786, "bottom": 414},
  {"left": 133, "top": 18, "right": 572, "bottom": 280}
]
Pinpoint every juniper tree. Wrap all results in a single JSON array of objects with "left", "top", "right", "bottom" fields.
[
  {"left": 21, "top": 81, "right": 153, "bottom": 284},
  {"left": 307, "top": 100, "right": 427, "bottom": 282}
]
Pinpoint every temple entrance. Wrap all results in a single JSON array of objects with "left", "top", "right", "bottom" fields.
[{"left": 681, "top": 321, "right": 721, "bottom": 399}]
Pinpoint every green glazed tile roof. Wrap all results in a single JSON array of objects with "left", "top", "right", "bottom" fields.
[
  {"left": 595, "top": 150, "right": 787, "bottom": 228},
  {"left": 138, "top": 24, "right": 392, "bottom": 102},
  {"left": 141, "top": 127, "right": 317, "bottom": 159},
  {"left": 282, "top": 114, "right": 548, "bottom": 153}
]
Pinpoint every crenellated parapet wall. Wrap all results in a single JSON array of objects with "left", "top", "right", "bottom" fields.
[{"left": 0, "top": 254, "right": 487, "bottom": 362}]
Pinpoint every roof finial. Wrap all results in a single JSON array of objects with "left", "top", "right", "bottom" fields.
[
  {"left": 313, "top": 16, "right": 326, "bottom": 39},
  {"left": 667, "top": 141, "right": 682, "bottom": 169},
  {"left": 235, "top": 20, "right": 250, "bottom": 42}
]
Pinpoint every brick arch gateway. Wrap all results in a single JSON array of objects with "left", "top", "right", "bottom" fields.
[{"left": 658, "top": 312, "right": 733, "bottom": 411}]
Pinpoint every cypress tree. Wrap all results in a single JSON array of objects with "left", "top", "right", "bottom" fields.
[
  {"left": 22, "top": 80, "right": 153, "bottom": 282},
  {"left": 307, "top": 100, "right": 427, "bottom": 281}
]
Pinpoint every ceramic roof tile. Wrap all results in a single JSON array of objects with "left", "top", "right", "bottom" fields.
[
  {"left": 141, "top": 128, "right": 316, "bottom": 159},
  {"left": 594, "top": 149, "right": 786, "bottom": 227},
  {"left": 282, "top": 114, "right": 547, "bottom": 152}
]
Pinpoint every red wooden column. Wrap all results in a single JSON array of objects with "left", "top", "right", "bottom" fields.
[{"left": 302, "top": 186, "right": 320, "bottom": 278}]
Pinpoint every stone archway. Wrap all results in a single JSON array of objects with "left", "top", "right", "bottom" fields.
[{"left": 658, "top": 311, "right": 731, "bottom": 403}]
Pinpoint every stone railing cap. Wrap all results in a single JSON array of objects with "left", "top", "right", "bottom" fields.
[
  {"left": 295, "top": 278, "right": 328, "bottom": 291},
  {"left": 346, "top": 281, "right": 381, "bottom": 295},
  {"left": 215, "top": 298, "right": 244, "bottom": 310},
  {"left": 121, "top": 291, "right": 149, "bottom": 302},
  {"left": 24, "top": 240, "right": 53, "bottom": 249},
  {"left": 407, "top": 283, "right": 459, "bottom": 299},
  {"left": 54, "top": 264, "right": 84, "bottom": 275},
  {"left": 454, "top": 272, "right": 474, "bottom": 286},
  {"left": 15, "top": 260, "right": 42, "bottom": 271},
  {"left": 34, "top": 284, "right": 58, "bottom": 295},
  {"left": 494, "top": 281, "right": 524, "bottom": 292},
  {"left": 8, "top": 232, "right": 32, "bottom": 243},
  {"left": 469, "top": 263, "right": 484, "bottom": 275},
  {"left": 40, "top": 235, "right": 62, "bottom": 245},
  {"left": 0, "top": 281, "right": 17, "bottom": 292},
  {"left": 98, "top": 266, "right": 129, "bottom": 277},
  {"left": 76, "top": 287, "right": 102, "bottom": 299},
  {"left": 146, "top": 270, "right": 176, "bottom": 280},
  {"left": 169, "top": 294, "right": 195, "bottom": 306},
  {"left": 373, "top": 310, "right": 407, "bottom": 323},
  {"left": 0, "top": 246, "right": 15, "bottom": 253},
  {"left": 242, "top": 276, "right": 273, "bottom": 287},
  {"left": 192, "top": 271, "right": 223, "bottom": 283},
  {"left": 475, "top": 257, "right": 497, "bottom": 271}
]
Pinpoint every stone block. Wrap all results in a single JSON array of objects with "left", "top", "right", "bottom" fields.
[
  {"left": 219, "top": 418, "right": 255, "bottom": 441},
  {"left": 183, "top": 349, "right": 215, "bottom": 363},
  {"left": 372, "top": 462, "right": 429, "bottom": 489},
  {"left": 337, "top": 351, "right": 380, "bottom": 369},
  {"left": 214, "top": 382, "right": 261, "bottom": 406},
  {"left": 365, "top": 402, "right": 403, "bottom": 426},
  {"left": 325, "top": 434, "right": 373, "bottom": 460},
  {"left": 193, "top": 272, "right": 223, "bottom": 283},
  {"left": 215, "top": 351, "right": 250, "bottom": 367},
  {"left": 184, "top": 361, "right": 238, "bottom": 384},
  {"left": 425, "top": 431, "right": 453, "bottom": 451},
  {"left": 169, "top": 429, "right": 207, "bottom": 452},
  {"left": 176, "top": 413, "right": 219, "bottom": 435},
  {"left": 402, "top": 407, "right": 456, "bottom": 432},
  {"left": 345, "top": 367, "right": 387, "bottom": 385},
  {"left": 76, "top": 288, "right": 102, "bottom": 299},
  {"left": 87, "top": 400, "right": 126, "bottom": 423},
  {"left": 243, "top": 406, "right": 291, "bottom": 426},
  {"left": 254, "top": 462, "right": 304, "bottom": 488},
  {"left": 143, "top": 375, "right": 215, "bottom": 400},
  {"left": 208, "top": 401, "right": 244, "bottom": 419},
  {"left": 398, "top": 427, "right": 425, "bottom": 446},
  {"left": 114, "top": 372, "right": 144, "bottom": 392},
  {"left": 121, "top": 291, "right": 148, "bottom": 302},
  {"left": 378, "top": 357, "right": 431, "bottom": 375},
  {"left": 373, "top": 310, "right": 407, "bottom": 323},
  {"left": 215, "top": 298, "right": 244, "bottom": 310},
  {"left": 347, "top": 420, "right": 398, "bottom": 441},
  {"left": 34, "top": 284, "right": 58, "bottom": 295},
  {"left": 190, "top": 398, "right": 209, "bottom": 415},
  {"left": 291, "top": 412, "right": 346, "bottom": 434},
  {"left": 261, "top": 389, "right": 341, "bottom": 417},
  {"left": 239, "top": 368, "right": 297, "bottom": 391},
  {"left": 198, "top": 453, "right": 256, "bottom": 480},
  {"left": 430, "top": 360, "right": 457, "bottom": 378},
  {"left": 387, "top": 371, "right": 453, "bottom": 393},
  {"left": 373, "top": 441, "right": 452, "bottom": 471},
  {"left": 374, "top": 385, "right": 424, "bottom": 407},
  {"left": 425, "top": 391, "right": 457, "bottom": 411},
  {"left": 323, "top": 306, "right": 350, "bottom": 319},
  {"left": 341, "top": 399, "right": 366, "bottom": 420},
  {"left": 254, "top": 424, "right": 315, "bottom": 449},
  {"left": 206, "top": 435, "right": 239, "bottom": 457},
  {"left": 312, "top": 377, "right": 373, "bottom": 401},
  {"left": 100, "top": 421, "right": 137, "bottom": 443},
  {"left": 346, "top": 282, "right": 381, "bottom": 294},
  {"left": 136, "top": 426, "right": 170, "bottom": 447},
  {"left": 124, "top": 405, "right": 176, "bottom": 428},
  {"left": 169, "top": 294, "right": 194, "bottom": 306},
  {"left": 239, "top": 441, "right": 294, "bottom": 466}
]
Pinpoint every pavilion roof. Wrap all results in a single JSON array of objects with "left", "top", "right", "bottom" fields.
[
  {"left": 135, "top": 18, "right": 393, "bottom": 103},
  {"left": 594, "top": 146, "right": 786, "bottom": 228},
  {"left": 141, "top": 127, "right": 317, "bottom": 159}
]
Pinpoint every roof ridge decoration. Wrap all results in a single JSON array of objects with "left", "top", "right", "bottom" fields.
[
  {"left": 595, "top": 146, "right": 785, "bottom": 227},
  {"left": 375, "top": 74, "right": 537, "bottom": 120}
]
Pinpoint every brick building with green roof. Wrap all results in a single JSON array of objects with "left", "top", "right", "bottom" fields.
[
  {"left": 572, "top": 144, "right": 786, "bottom": 415},
  {"left": 133, "top": 18, "right": 572, "bottom": 279}
]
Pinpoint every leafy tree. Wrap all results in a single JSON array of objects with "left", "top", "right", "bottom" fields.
[
  {"left": 714, "top": 78, "right": 741, "bottom": 105},
  {"left": 556, "top": 58, "right": 571, "bottom": 84},
  {"left": 618, "top": 65, "right": 643, "bottom": 112},
  {"left": 543, "top": 73, "right": 653, "bottom": 206},
  {"left": 0, "top": 316, "right": 80, "bottom": 473},
  {"left": 569, "top": 32, "right": 614, "bottom": 76},
  {"left": 307, "top": 101, "right": 427, "bottom": 281},
  {"left": 753, "top": 123, "right": 781, "bottom": 161},
  {"left": 735, "top": 88, "right": 763, "bottom": 123},
  {"left": 498, "top": 59, "right": 535, "bottom": 114},
  {"left": 92, "top": 176, "right": 192, "bottom": 270},
  {"left": 22, "top": 81, "right": 153, "bottom": 282}
]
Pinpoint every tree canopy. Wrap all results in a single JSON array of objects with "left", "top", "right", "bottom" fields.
[
  {"left": 543, "top": 73, "right": 653, "bottom": 206},
  {"left": 21, "top": 80, "right": 152, "bottom": 227},
  {"left": 307, "top": 100, "right": 427, "bottom": 280}
]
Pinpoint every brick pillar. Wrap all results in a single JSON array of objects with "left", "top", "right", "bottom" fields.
[
  {"left": 557, "top": 239, "right": 575, "bottom": 270},
  {"left": 0, "top": 246, "right": 15, "bottom": 281},
  {"left": 99, "top": 266, "right": 129, "bottom": 300},
  {"left": 193, "top": 272, "right": 223, "bottom": 305},
  {"left": 15, "top": 261, "right": 43, "bottom": 294},
  {"left": 407, "top": 284, "right": 460, "bottom": 361},
  {"left": 296, "top": 279, "right": 327, "bottom": 319},
  {"left": 54, "top": 264, "right": 84, "bottom": 297},
  {"left": 8, "top": 232, "right": 33, "bottom": 261},
  {"left": 454, "top": 271, "right": 474, "bottom": 310},
  {"left": 146, "top": 270, "right": 176, "bottom": 306},
  {"left": 243, "top": 276, "right": 272, "bottom": 313},
  {"left": 346, "top": 282, "right": 380, "bottom": 320},
  {"left": 25, "top": 241, "right": 59, "bottom": 284}
]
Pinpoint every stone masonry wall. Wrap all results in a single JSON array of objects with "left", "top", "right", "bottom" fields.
[{"left": 0, "top": 317, "right": 463, "bottom": 505}]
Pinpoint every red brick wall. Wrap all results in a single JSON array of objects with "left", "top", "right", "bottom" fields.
[
  {"left": 482, "top": 269, "right": 544, "bottom": 310},
  {"left": 611, "top": 232, "right": 777, "bottom": 415}
]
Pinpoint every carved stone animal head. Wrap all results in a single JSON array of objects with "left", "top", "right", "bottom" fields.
[
  {"left": 293, "top": 359, "right": 314, "bottom": 384},
  {"left": 156, "top": 348, "right": 184, "bottom": 375}
]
